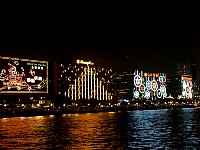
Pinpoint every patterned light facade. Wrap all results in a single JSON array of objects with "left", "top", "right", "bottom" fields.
[
  {"left": 0, "top": 56, "right": 48, "bottom": 94},
  {"left": 133, "top": 70, "right": 167, "bottom": 100},
  {"left": 181, "top": 75, "right": 193, "bottom": 99},
  {"left": 59, "top": 60, "right": 113, "bottom": 101}
]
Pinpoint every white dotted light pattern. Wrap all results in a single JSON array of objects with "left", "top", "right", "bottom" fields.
[
  {"left": 133, "top": 70, "right": 167, "bottom": 100},
  {"left": 181, "top": 75, "right": 193, "bottom": 99}
]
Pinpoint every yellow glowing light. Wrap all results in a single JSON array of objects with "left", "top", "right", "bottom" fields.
[{"left": 76, "top": 60, "right": 94, "bottom": 65}]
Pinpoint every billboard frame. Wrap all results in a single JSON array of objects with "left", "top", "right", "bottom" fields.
[{"left": 0, "top": 56, "right": 48, "bottom": 94}]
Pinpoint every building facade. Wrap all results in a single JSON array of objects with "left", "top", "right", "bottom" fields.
[
  {"left": 132, "top": 70, "right": 167, "bottom": 100},
  {"left": 112, "top": 70, "right": 167, "bottom": 101},
  {"left": 56, "top": 60, "right": 113, "bottom": 102},
  {"left": 177, "top": 60, "right": 197, "bottom": 80},
  {"left": 166, "top": 75, "right": 181, "bottom": 99},
  {"left": 176, "top": 60, "right": 199, "bottom": 99},
  {"left": 112, "top": 71, "right": 134, "bottom": 101}
]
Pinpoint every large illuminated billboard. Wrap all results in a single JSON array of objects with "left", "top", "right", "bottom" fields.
[
  {"left": 181, "top": 75, "right": 192, "bottom": 99},
  {"left": 133, "top": 70, "right": 167, "bottom": 100},
  {"left": 0, "top": 56, "right": 48, "bottom": 93}
]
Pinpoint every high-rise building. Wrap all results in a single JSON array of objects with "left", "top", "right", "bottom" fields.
[
  {"left": 112, "top": 71, "right": 134, "bottom": 100},
  {"left": 56, "top": 60, "right": 113, "bottom": 102},
  {"left": 166, "top": 75, "right": 181, "bottom": 99},
  {"left": 176, "top": 60, "right": 199, "bottom": 99},
  {"left": 177, "top": 60, "right": 197, "bottom": 80},
  {"left": 167, "top": 74, "right": 195, "bottom": 100}
]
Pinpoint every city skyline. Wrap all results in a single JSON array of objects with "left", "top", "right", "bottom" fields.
[{"left": 0, "top": 23, "right": 200, "bottom": 78}]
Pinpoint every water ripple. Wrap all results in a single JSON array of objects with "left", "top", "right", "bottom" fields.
[{"left": 0, "top": 108, "right": 200, "bottom": 149}]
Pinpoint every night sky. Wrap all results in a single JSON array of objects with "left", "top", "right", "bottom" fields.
[{"left": 1, "top": 23, "right": 200, "bottom": 78}]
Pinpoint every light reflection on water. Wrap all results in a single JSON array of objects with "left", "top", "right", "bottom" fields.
[{"left": 0, "top": 108, "right": 200, "bottom": 149}]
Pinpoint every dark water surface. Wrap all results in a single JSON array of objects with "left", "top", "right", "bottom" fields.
[{"left": 1, "top": 108, "right": 200, "bottom": 149}]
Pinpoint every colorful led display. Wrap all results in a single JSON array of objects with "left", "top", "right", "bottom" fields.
[
  {"left": 133, "top": 70, "right": 167, "bottom": 100},
  {"left": 0, "top": 56, "right": 48, "bottom": 93},
  {"left": 181, "top": 75, "right": 192, "bottom": 99}
]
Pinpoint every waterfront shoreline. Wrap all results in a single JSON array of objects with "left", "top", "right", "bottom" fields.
[{"left": 0, "top": 105, "right": 198, "bottom": 118}]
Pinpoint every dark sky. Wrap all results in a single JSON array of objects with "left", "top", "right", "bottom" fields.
[{"left": 0, "top": 22, "right": 200, "bottom": 78}]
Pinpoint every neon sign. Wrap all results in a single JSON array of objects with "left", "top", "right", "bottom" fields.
[{"left": 0, "top": 56, "right": 48, "bottom": 93}]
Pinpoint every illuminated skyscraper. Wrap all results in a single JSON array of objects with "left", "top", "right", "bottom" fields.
[
  {"left": 166, "top": 60, "right": 198, "bottom": 100},
  {"left": 176, "top": 60, "right": 198, "bottom": 99},
  {"left": 57, "top": 60, "right": 113, "bottom": 101}
]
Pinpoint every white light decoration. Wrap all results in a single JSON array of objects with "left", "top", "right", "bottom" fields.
[
  {"left": 17, "top": 86, "right": 21, "bottom": 90},
  {"left": 81, "top": 73, "right": 83, "bottom": 98},
  {"left": 88, "top": 66, "right": 89, "bottom": 99},
  {"left": 181, "top": 75, "right": 193, "bottom": 99},
  {"left": 71, "top": 85, "right": 73, "bottom": 100},
  {"left": 76, "top": 59, "right": 94, "bottom": 65},
  {"left": 27, "top": 78, "right": 31, "bottom": 82},
  {"left": 134, "top": 75, "right": 142, "bottom": 87},
  {"left": 151, "top": 80, "right": 158, "bottom": 92},
  {"left": 160, "top": 85, "right": 166, "bottom": 93},
  {"left": 156, "top": 89, "right": 162, "bottom": 99},
  {"left": 28, "top": 86, "right": 31, "bottom": 91},
  {"left": 37, "top": 84, "right": 41, "bottom": 89},
  {"left": 91, "top": 68, "right": 93, "bottom": 98},
  {"left": 100, "top": 81, "right": 102, "bottom": 100},
  {"left": 182, "top": 91, "right": 186, "bottom": 97},
  {"left": 146, "top": 81, "right": 151, "bottom": 90},
  {"left": 97, "top": 77, "right": 99, "bottom": 100},
  {"left": 68, "top": 89, "right": 70, "bottom": 97},
  {"left": 144, "top": 91, "right": 150, "bottom": 99},
  {"left": 159, "top": 76, "right": 164, "bottom": 82},
  {"left": 75, "top": 79, "right": 76, "bottom": 100},
  {"left": 106, "top": 90, "right": 108, "bottom": 100},
  {"left": 103, "top": 85, "right": 104, "bottom": 100},
  {"left": 84, "top": 68, "right": 87, "bottom": 99},
  {"left": 133, "top": 70, "right": 167, "bottom": 100},
  {"left": 78, "top": 77, "right": 80, "bottom": 100},
  {"left": 134, "top": 91, "right": 140, "bottom": 99},
  {"left": 186, "top": 86, "right": 190, "bottom": 96},
  {"left": 66, "top": 60, "right": 112, "bottom": 101},
  {"left": 139, "top": 84, "right": 145, "bottom": 93},
  {"left": 94, "top": 73, "right": 96, "bottom": 99}
]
